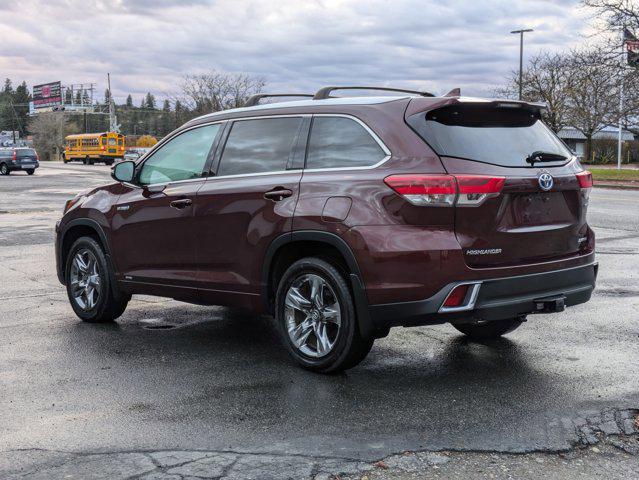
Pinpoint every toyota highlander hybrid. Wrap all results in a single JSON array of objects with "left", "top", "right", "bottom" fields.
[{"left": 55, "top": 86, "right": 597, "bottom": 373}]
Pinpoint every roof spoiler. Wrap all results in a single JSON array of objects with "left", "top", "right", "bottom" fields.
[
  {"left": 244, "top": 94, "right": 314, "bottom": 107},
  {"left": 313, "top": 86, "right": 435, "bottom": 100}
]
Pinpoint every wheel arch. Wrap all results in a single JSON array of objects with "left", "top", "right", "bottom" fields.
[
  {"left": 262, "top": 231, "right": 379, "bottom": 339},
  {"left": 58, "top": 219, "right": 114, "bottom": 285}
]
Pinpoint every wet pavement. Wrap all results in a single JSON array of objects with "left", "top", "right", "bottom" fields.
[{"left": 0, "top": 163, "right": 637, "bottom": 478}]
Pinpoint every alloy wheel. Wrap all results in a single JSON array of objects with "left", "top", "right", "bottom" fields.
[
  {"left": 69, "top": 249, "right": 102, "bottom": 310},
  {"left": 284, "top": 273, "right": 341, "bottom": 358}
]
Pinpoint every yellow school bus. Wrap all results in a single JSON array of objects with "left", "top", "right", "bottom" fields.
[{"left": 63, "top": 132, "right": 125, "bottom": 165}]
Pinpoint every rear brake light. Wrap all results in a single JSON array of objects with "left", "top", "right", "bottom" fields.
[
  {"left": 384, "top": 174, "right": 505, "bottom": 207},
  {"left": 12, "top": 150, "right": 17, "bottom": 162},
  {"left": 443, "top": 284, "right": 469, "bottom": 307},
  {"left": 384, "top": 175, "right": 456, "bottom": 206},
  {"left": 576, "top": 171, "right": 593, "bottom": 188}
]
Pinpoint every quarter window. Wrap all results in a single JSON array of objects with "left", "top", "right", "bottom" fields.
[
  {"left": 217, "top": 117, "right": 303, "bottom": 176},
  {"left": 139, "top": 124, "right": 220, "bottom": 185},
  {"left": 306, "top": 116, "right": 386, "bottom": 169}
]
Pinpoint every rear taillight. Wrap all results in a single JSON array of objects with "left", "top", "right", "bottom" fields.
[
  {"left": 576, "top": 171, "right": 593, "bottom": 188},
  {"left": 455, "top": 175, "right": 505, "bottom": 206},
  {"left": 383, "top": 174, "right": 456, "bottom": 206},
  {"left": 576, "top": 170, "right": 592, "bottom": 207},
  {"left": 384, "top": 174, "right": 505, "bottom": 207},
  {"left": 11, "top": 150, "right": 17, "bottom": 163}
]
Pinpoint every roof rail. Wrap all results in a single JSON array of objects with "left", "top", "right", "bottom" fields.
[
  {"left": 313, "top": 86, "right": 435, "bottom": 100},
  {"left": 244, "top": 93, "right": 314, "bottom": 107}
]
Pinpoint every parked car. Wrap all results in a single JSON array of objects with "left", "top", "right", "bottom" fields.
[
  {"left": 123, "top": 148, "right": 151, "bottom": 162},
  {"left": 55, "top": 86, "right": 597, "bottom": 373},
  {"left": 0, "top": 147, "right": 40, "bottom": 175}
]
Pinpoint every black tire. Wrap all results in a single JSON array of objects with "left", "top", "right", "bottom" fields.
[
  {"left": 0, "top": 163, "right": 9, "bottom": 175},
  {"left": 26, "top": 169, "right": 35, "bottom": 175},
  {"left": 275, "top": 257, "right": 374, "bottom": 373},
  {"left": 105, "top": 160, "right": 114, "bottom": 166},
  {"left": 65, "top": 236, "right": 130, "bottom": 323},
  {"left": 452, "top": 317, "right": 523, "bottom": 340},
  {"left": 83, "top": 156, "right": 90, "bottom": 165},
  {"left": 62, "top": 154, "right": 68, "bottom": 163}
]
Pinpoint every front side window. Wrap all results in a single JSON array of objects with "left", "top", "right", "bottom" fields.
[
  {"left": 306, "top": 116, "right": 387, "bottom": 169},
  {"left": 217, "top": 117, "right": 303, "bottom": 176},
  {"left": 139, "top": 124, "right": 220, "bottom": 185}
]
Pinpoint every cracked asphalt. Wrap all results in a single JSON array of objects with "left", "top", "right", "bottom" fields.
[{"left": 1, "top": 163, "right": 638, "bottom": 479}]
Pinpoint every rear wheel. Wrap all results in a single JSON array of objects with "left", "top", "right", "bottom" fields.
[
  {"left": 105, "top": 160, "right": 114, "bottom": 166},
  {"left": 0, "top": 163, "right": 9, "bottom": 175},
  {"left": 275, "top": 257, "right": 374, "bottom": 373},
  {"left": 65, "top": 236, "right": 129, "bottom": 323},
  {"left": 452, "top": 317, "right": 523, "bottom": 340}
]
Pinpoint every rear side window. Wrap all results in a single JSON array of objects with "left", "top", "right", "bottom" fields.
[
  {"left": 306, "top": 116, "right": 386, "bottom": 169},
  {"left": 218, "top": 117, "right": 303, "bottom": 176},
  {"left": 410, "top": 104, "right": 571, "bottom": 167}
]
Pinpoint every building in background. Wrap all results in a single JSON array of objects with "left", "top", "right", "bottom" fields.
[{"left": 558, "top": 127, "right": 636, "bottom": 161}]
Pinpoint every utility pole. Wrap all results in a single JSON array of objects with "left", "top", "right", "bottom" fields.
[
  {"left": 511, "top": 29, "right": 534, "bottom": 100},
  {"left": 617, "top": 28, "right": 626, "bottom": 170},
  {"left": 107, "top": 73, "right": 119, "bottom": 133}
]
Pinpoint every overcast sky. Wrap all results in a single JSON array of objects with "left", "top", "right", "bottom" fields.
[{"left": 0, "top": 0, "right": 593, "bottom": 104}]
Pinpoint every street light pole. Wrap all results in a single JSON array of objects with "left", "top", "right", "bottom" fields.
[{"left": 511, "top": 29, "right": 534, "bottom": 100}]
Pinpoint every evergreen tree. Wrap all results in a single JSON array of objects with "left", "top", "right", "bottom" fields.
[
  {"left": 126, "top": 94, "right": 133, "bottom": 107},
  {"left": 144, "top": 92, "right": 156, "bottom": 109}
]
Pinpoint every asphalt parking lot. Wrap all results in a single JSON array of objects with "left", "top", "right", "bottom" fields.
[{"left": 0, "top": 163, "right": 637, "bottom": 479}]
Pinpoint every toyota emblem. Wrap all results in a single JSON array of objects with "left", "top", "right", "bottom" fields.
[{"left": 538, "top": 173, "right": 553, "bottom": 191}]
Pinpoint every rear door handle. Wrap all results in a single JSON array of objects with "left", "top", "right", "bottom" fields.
[
  {"left": 170, "top": 198, "right": 192, "bottom": 209},
  {"left": 264, "top": 188, "right": 293, "bottom": 202}
]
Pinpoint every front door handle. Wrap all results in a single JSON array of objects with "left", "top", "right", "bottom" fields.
[
  {"left": 264, "top": 188, "right": 293, "bottom": 202},
  {"left": 170, "top": 198, "right": 192, "bottom": 209}
]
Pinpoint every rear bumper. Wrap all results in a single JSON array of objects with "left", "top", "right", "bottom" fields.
[
  {"left": 369, "top": 262, "right": 598, "bottom": 328},
  {"left": 8, "top": 161, "right": 39, "bottom": 171}
]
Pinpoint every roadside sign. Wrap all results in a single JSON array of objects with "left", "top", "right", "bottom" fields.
[{"left": 32, "top": 81, "right": 62, "bottom": 110}]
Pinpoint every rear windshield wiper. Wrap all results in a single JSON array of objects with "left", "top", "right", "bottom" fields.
[{"left": 525, "top": 151, "right": 567, "bottom": 166}]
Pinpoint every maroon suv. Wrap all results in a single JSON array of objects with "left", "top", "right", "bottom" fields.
[{"left": 55, "top": 86, "right": 597, "bottom": 373}]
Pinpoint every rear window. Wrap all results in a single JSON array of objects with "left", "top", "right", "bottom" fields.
[
  {"left": 16, "top": 149, "right": 36, "bottom": 158},
  {"left": 409, "top": 104, "right": 571, "bottom": 167}
]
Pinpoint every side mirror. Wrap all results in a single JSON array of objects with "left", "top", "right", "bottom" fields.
[{"left": 112, "top": 161, "right": 135, "bottom": 183}]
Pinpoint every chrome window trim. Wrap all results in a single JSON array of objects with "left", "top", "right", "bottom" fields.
[{"left": 302, "top": 113, "right": 391, "bottom": 173}]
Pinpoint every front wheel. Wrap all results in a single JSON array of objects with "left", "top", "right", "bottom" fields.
[
  {"left": 275, "top": 257, "right": 374, "bottom": 373},
  {"left": 26, "top": 169, "right": 35, "bottom": 175},
  {"left": 452, "top": 317, "right": 524, "bottom": 340},
  {"left": 65, "top": 237, "right": 129, "bottom": 323}
]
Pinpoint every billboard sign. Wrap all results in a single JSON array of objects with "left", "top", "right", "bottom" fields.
[{"left": 32, "top": 81, "right": 62, "bottom": 109}]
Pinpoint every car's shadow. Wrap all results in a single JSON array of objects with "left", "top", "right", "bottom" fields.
[{"left": 68, "top": 303, "right": 564, "bottom": 446}]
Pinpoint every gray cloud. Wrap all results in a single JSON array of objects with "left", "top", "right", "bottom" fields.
[{"left": 0, "top": 0, "right": 590, "bottom": 104}]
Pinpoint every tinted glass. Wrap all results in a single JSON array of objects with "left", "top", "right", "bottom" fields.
[
  {"left": 217, "top": 117, "right": 302, "bottom": 176},
  {"left": 415, "top": 105, "right": 571, "bottom": 167},
  {"left": 16, "top": 149, "right": 36, "bottom": 158},
  {"left": 306, "top": 117, "right": 386, "bottom": 169},
  {"left": 139, "top": 124, "right": 220, "bottom": 185}
]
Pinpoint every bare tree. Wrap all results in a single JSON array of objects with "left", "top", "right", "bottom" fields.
[
  {"left": 29, "top": 113, "right": 76, "bottom": 161},
  {"left": 179, "top": 71, "right": 266, "bottom": 115},
  {"left": 495, "top": 52, "right": 571, "bottom": 132},
  {"left": 582, "top": 0, "right": 639, "bottom": 32},
  {"left": 563, "top": 49, "right": 622, "bottom": 162}
]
